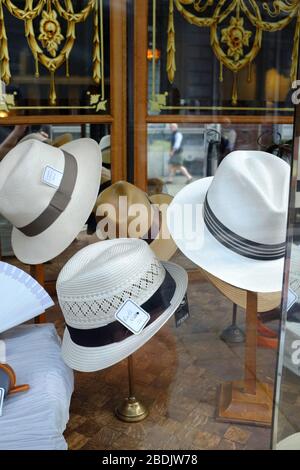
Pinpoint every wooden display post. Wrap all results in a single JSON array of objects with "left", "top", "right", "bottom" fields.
[
  {"left": 217, "top": 291, "right": 273, "bottom": 427},
  {"left": 30, "top": 264, "right": 47, "bottom": 324}
]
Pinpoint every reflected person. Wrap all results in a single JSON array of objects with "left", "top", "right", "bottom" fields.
[{"left": 166, "top": 124, "right": 193, "bottom": 185}]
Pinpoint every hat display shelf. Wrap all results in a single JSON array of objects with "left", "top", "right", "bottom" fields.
[{"left": 115, "top": 355, "right": 149, "bottom": 423}]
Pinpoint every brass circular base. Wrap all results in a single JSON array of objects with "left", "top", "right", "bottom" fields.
[{"left": 115, "top": 396, "right": 149, "bottom": 423}]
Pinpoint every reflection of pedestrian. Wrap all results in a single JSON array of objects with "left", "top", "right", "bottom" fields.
[
  {"left": 166, "top": 124, "right": 192, "bottom": 184},
  {"left": 219, "top": 118, "right": 237, "bottom": 164}
]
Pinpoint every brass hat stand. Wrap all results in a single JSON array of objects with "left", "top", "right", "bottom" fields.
[
  {"left": 217, "top": 291, "right": 273, "bottom": 427},
  {"left": 115, "top": 355, "right": 149, "bottom": 423}
]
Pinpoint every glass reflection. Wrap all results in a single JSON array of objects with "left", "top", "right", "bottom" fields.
[{"left": 147, "top": 122, "right": 294, "bottom": 196}]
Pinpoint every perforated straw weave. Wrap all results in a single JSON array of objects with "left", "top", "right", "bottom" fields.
[{"left": 57, "top": 239, "right": 166, "bottom": 329}]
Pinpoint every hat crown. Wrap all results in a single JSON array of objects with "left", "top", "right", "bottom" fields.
[
  {"left": 57, "top": 239, "right": 166, "bottom": 329},
  {"left": 207, "top": 151, "right": 290, "bottom": 245},
  {"left": 0, "top": 140, "right": 64, "bottom": 227}
]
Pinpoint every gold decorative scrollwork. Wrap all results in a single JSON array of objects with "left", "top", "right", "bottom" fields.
[
  {"left": 166, "top": 0, "right": 300, "bottom": 105},
  {"left": 0, "top": 0, "right": 106, "bottom": 112}
]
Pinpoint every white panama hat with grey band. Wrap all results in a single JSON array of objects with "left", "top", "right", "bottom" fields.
[
  {"left": 167, "top": 151, "right": 290, "bottom": 293},
  {"left": 0, "top": 138, "right": 102, "bottom": 264},
  {"left": 57, "top": 238, "right": 188, "bottom": 372}
]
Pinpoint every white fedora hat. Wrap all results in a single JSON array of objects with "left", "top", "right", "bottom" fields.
[
  {"left": 167, "top": 151, "right": 290, "bottom": 293},
  {"left": 0, "top": 138, "right": 102, "bottom": 264},
  {"left": 57, "top": 238, "right": 188, "bottom": 372}
]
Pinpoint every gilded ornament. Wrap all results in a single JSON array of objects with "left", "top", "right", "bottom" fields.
[
  {"left": 38, "top": 10, "right": 64, "bottom": 57},
  {"left": 0, "top": 0, "right": 106, "bottom": 111},
  {"left": 164, "top": 0, "right": 300, "bottom": 106},
  {"left": 221, "top": 17, "right": 252, "bottom": 62}
]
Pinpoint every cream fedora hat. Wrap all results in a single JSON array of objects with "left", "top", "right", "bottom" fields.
[
  {"left": 0, "top": 138, "right": 102, "bottom": 264},
  {"left": 95, "top": 181, "right": 178, "bottom": 261},
  {"left": 57, "top": 238, "right": 188, "bottom": 372},
  {"left": 167, "top": 151, "right": 290, "bottom": 293}
]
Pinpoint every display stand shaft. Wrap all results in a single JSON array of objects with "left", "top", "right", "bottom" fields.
[
  {"left": 115, "top": 355, "right": 149, "bottom": 422},
  {"left": 30, "top": 264, "right": 46, "bottom": 324},
  {"left": 245, "top": 291, "right": 257, "bottom": 395},
  {"left": 128, "top": 354, "right": 135, "bottom": 398}
]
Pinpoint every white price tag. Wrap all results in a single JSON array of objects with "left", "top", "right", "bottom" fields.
[
  {"left": 115, "top": 299, "right": 150, "bottom": 335},
  {"left": 287, "top": 288, "right": 298, "bottom": 312},
  {"left": 42, "top": 166, "right": 63, "bottom": 189},
  {"left": 0, "top": 388, "right": 4, "bottom": 417}
]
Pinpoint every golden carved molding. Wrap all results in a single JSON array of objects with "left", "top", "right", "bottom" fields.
[
  {"left": 164, "top": 0, "right": 300, "bottom": 106},
  {"left": 0, "top": 0, "right": 106, "bottom": 112}
]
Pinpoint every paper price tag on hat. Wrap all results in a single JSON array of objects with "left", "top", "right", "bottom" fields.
[
  {"left": 175, "top": 293, "right": 190, "bottom": 328},
  {"left": 115, "top": 300, "right": 150, "bottom": 335},
  {"left": 42, "top": 166, "right": 63, "bottom": 189}
]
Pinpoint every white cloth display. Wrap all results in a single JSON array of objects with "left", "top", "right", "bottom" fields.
[{"left": 0, "top": 324, "right": 74, "bottom": 450}]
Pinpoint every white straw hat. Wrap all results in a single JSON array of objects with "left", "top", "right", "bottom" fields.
[
  {"left": 0, "top": 138, "right": 102, "bottom": 264},
  {"left": 167, "top": 151, "right": 290, "bottom": 293},
  {"left": 57, "top": 238, "right": 188, "bottom": 372}
]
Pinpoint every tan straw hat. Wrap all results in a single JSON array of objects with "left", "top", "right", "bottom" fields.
[
  {"left": 201, "top": 268, "right": 281, "bottom": 312},
  {"left": 95, "top": 181, "right": 177, "bottom": 261}
]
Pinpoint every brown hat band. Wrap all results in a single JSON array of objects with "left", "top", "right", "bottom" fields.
[{"left": 17, "top": 150, "right": 78, "bottom": 238}]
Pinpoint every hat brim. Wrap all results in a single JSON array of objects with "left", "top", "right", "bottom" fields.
[
  {"left": 12, "top": 138, "right": 101, "bottom": 264},
  {"left": 201, "top": 269, "right": 281, "bottom": 312},
  {"left": 149, "top": 193, "right": 178, "bottom": 261},
  {"left": 61, "top": 261, "right": 188, "bottom": 372},
  {"left": 167, "top": 178, "right": 284, "bottom": 293}
]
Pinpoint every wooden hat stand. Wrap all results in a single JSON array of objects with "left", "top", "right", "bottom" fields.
[
  {"left": 202, "top": 269, "right": 280, "bottom": 427},
  {"left": 204, "top": 270, "right": 280, "bottom": 349}
]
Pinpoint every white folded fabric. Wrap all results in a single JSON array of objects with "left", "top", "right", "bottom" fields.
[{"left": 0, "top": 324, "right": 74, "bottom": 450}]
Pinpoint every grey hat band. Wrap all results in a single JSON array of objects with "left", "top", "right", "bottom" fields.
[{"left": 17, "top": 150, "right": 78, "bottom": 238}]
